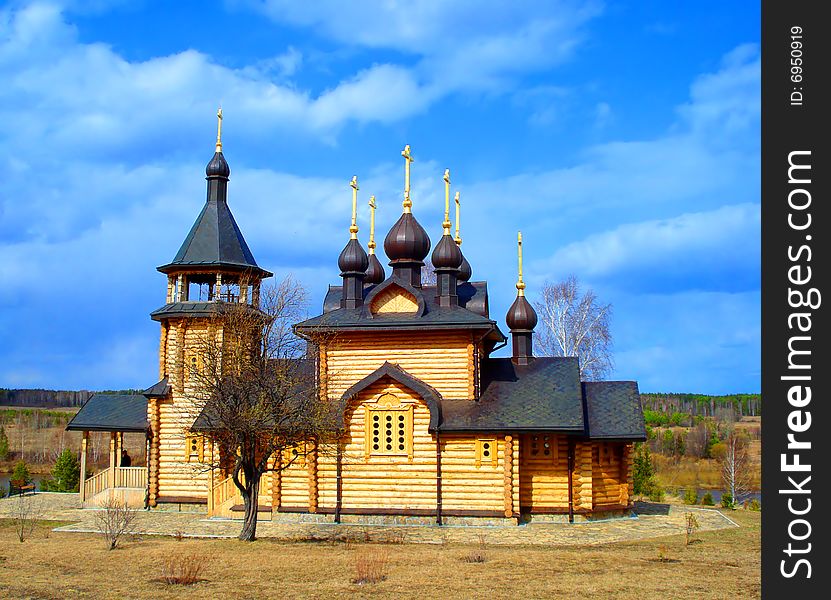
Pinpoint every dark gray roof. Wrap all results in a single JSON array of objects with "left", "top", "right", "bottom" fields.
[
  {"left": 440, "top": 357, "right": 585, "bottom": 432},
  {"left": 157, "top": 196, "right": 271, "bottom": 277},
  {"left": 582, "top": 381, "right": 646, "bottom": 440},
  {"left": 297, "top": 278, "right": 502, "bottom": 338},
  {"left": 323, "top": 281, "right": 489, "bottom": 317},
  {"left": 143, "top": 377, "right": 170, "bottom": 398},
  {"left": 150, "top": 301, "right": 267, "bottom": 322},
  {"left": 66, "top": 394, "right": 148, "bottom": 432}
]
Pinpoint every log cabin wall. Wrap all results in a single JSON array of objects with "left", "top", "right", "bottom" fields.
[
  {"left": 324, "top": 331, "right": 476, "bottom": 401},
  {"left": 572, "top": 441, "right": 593, "bottom": 512},
  {"left": 153, "top": 317, "right": 212, "bottom": 502},
  {"left": 322, "top": 379, "right": 437, "bottom": 512},
  {"left": 518, "top": 434, "right": 570, "bottom": 511},
  {"left": 591, "top": 441, "right": 634, "bottom": 509},
  {"left": 439, "top": 434, "right": 506, "bottom": 514}
]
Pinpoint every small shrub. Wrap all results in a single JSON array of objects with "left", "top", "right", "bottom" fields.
[
  {"left": 721, "top": 493, "right": 735, "bottom": 509},
  {"left": 682, "top": 488, "right": 698, "bottom": 505},
  {"left": 701, "top": 492, "right": 715, "bottom": 506},
  {"left": 647, "top": 487, "right": 665, "bottom": 502},
  {"left": 352, "top": 549, "right": 389, "bottom": 585},
  {"left": 12, "top": 494, "right": 42, "bottom": 542},
  {"left": 161, "top": 553, "right": 207, "bottom": 585},
  {"left": 94, "top": 496, "right": 138, "bottom": 550},
  {"left": 11, "top": 461, "right": 32, "bottom": 486},
  {"left": 173, "top": 530, "right": 185, "bottom": 542},
  {"left": 462, "top": 533, "right": 487, "bottom": 563},
  {"left": 746, "top": 498, "right": 761, "bottom": 511},
  {"left": 684, "top": 512, "right": 700, "bottom": 546}
]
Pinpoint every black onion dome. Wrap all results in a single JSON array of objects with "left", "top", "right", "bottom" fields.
[
  {"left": 431, "top": 233, "right": 462, "bottom": 270},
  {"left": 338, "top": 238, "right": 369, "bottom": 274},
  {"left": 457, "top": 251, "right": 472, "bottom": 282},
  {"left": 506, "top": 295, "right": 538, "bottom": 331},
  {"left": 206, "top": 151, "right": 230, "bottom": 178},
  {"left": 384, "top": 213, "right": 431, "bottom": 263},
  {"left": 365, "top": 253, "right": 385, "bottom": 284}
]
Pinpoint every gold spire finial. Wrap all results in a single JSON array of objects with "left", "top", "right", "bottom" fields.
[
  {"left": 402, "top": 144, "right": 413, "bottom": 213},
  {"left": 368, "top": 195, "right": 377, "bottom": 253},
  {"left": 215, "top": 106, "right": 223, "bottom": 152},
  {"left": 442, "top": 169, "right": 452, "bottom": 234},
  {"left": 516, "top": 231, "right": 526, "bottom": 296},
  {"left": 349, "top": 176, "right": 359, "bottom": 239},
  {"left": 454, "top": 191, "right": 462, "bottom": 245}
]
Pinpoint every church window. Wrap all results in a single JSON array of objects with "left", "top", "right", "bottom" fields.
[
  {"left": 186, "top": 351, "right": 203, "bottom": 383},
  {"left": 527, "top": 435, "right": 557, "bottom": 461},
  {"left": 185, "top": 433, "right": 204, "bottom": 462},
  {"left": 365, "top": 400, "right": 412, "bottom": 459},
  {"left": 475, "top": 438, "right": 498, "bottom": 467},
  {"left": 282, "top": 444, "right": 306, "bottom": 467}
]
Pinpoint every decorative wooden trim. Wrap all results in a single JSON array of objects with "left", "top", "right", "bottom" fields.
[
  {"left": 467, "top": 338, "right": 476, "bottom": 399},
  {"left": 475, "top": 438, "right": 498, "bottom": 468},
  {"left": 503, "top": 435, "right": 513, "bottom": 518}
]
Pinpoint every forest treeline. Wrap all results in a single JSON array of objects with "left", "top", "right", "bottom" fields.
[
  {"left": 0, "top": 389, "right": 140, "bottom": 408},
  {"left": 640, "top": 393, "right": 761, "bottom": 421}
]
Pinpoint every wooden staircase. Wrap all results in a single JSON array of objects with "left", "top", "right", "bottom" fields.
[{"left": 208, "top": 474, "right": 271, "bottom": 519}]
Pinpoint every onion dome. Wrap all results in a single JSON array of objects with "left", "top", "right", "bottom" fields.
[
  {"left": 338, "top": 238, "right": 369, "bottom": 274},
  {"left": 384, "top": 212, "right": 431, "bottom": 263},
  {"left": 457, "top": 252, "right": 472, "bottom": 282},
  {"left": 206, "top": 151, "right": 230, "bottom": 178},
  {"left": 431, "top": 233, "right": 462, "bottom": 270},
  {"left": 365, "top": 253, "right": 385, "bottom": 284},
  {"left": 506, "top": 294, "right": 538, "bottom": 331}
]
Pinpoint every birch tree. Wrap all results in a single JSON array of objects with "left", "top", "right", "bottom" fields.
[
  {"left": 534, "top": 275, "right": 613, "bottom": 380},
  {"left": 721, "top": 429, "right": 752, "bottom": 508}
]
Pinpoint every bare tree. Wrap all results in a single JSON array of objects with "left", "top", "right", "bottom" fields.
[
  {"left": 185, "top": 275, "right": 341, "bottom": 541},
  {"left": 94, "top": 496, "right": 138, "bottom": 549},
  {"left": 720, "top": 429, "right": 752, "bottom": 508},
  {"left": 534, "top": 275, "right": 613, "bottom": 380},
  {"left": 12, "top": 494, "right": 42, "bottom": 542}
]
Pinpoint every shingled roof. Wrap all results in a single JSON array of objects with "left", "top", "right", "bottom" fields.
[
  {"left": 66, "top": 394, "right": 148, "bottom": 433},
  {"left": 440, "top": 357, "right": 585, "bottom": 432},
  {"left": 157, "top": 195, "right": 271, "bottom": 277},
  {"left": 582, "top": 381, "right": 646, "bottom": 440}
]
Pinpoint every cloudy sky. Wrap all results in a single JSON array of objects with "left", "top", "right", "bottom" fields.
[{"left": 0, "top": 1, "right": 760, "bottom": 394}]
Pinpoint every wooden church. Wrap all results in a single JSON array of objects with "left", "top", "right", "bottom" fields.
[{"left": 68, "top": 114, "right": 645, "bottom": 524}]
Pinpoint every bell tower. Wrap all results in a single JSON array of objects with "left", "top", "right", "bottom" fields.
[{"left": 146, "top": 109, "right": 272, "bottom": 507}]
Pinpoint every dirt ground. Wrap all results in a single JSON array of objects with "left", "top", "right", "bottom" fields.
[{"left": 0, "top": 509, "right": 760, "bottom": 599}]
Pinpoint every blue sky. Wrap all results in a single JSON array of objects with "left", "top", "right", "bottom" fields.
[{"left": 0, "top": 1, "right": 760, "bottom": 394}]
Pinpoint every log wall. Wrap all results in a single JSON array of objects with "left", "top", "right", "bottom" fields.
[
  {"left": 591, "top": 441, "right": 633, "bottom": 508},
  {"left": 324, "top": 331, "right": 476, "bottom": 401},
  {"left": 519, "top": 434, "right": 570, "bottom": 510}
]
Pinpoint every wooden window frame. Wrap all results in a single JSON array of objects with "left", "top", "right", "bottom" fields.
[
  {"left": 365, "top": 393, "right": 413, "bottom": 460},
  {"left": 185, "top": 433, "right": 204, "bottom": 463},
  {"left": 282, "top": 443, "right": 306, "bottom": 468},
  {"left": 526, "top": 434, "right": 558, "bottom": 463},
  {"left": 475, "top": 438, "right": 498, "bottom": 468}
]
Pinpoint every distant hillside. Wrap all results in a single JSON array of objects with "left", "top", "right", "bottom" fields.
[
  {"left": 641, "top": 393, "right": 761, "bottom": 420},
  {"left": 0, "top": 388, "right": 142, "bottom": 408}
]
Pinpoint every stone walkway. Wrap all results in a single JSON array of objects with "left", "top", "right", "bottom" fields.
[{"left": 0, "top": 492, "right": 738, "bottom": 546}]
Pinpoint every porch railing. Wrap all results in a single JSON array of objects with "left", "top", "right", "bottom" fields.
[
  {"left": 114, "top": 467, "right": 147, "bottom": 489},
  {"left": 83, "top": 469, "right": 110, "bottom": 499}
]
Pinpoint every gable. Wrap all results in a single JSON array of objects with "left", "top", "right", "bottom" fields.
[{"left": 370, "top": 284, "right": 419, "bottom": 314}]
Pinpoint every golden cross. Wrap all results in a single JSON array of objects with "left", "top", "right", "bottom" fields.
[
  {"left": 516, "top": 231, "right": 526, "bottom": 296},
  {"left": 454, "top": 192, "right": 462, "bottom": 245},
  {"left": 443, "top": 169, "right": 452, "bottom": 233},
  {"left": 349, "top": 176, "right": 359, "bottom": 239},
  {"left": 216, "top": 107, "right": 223, "bottom": 152},
  {"left": 402, "top": 144, "right": 413, "bottom": 212},
  {"left": 368, "top": 195, "right": 377, "bottom": 253}
]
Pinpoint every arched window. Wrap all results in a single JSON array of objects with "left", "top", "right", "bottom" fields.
[{"left": 365, "top": 393, "right": 413, "bottom": 459}]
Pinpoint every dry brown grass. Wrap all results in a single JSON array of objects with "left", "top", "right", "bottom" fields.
[
  {"left": 160, "top": 553, "right": 208, "bottom": 586},
  {"left": 0, "top": 511, "right": 761, "bottom": 599},
  {"left": 351, "top": 548, "right": 389, "bottom": 585}
]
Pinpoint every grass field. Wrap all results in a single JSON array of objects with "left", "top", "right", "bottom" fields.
[{"left": 0, "top": 510, "right": 760, "bottom": 599}]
